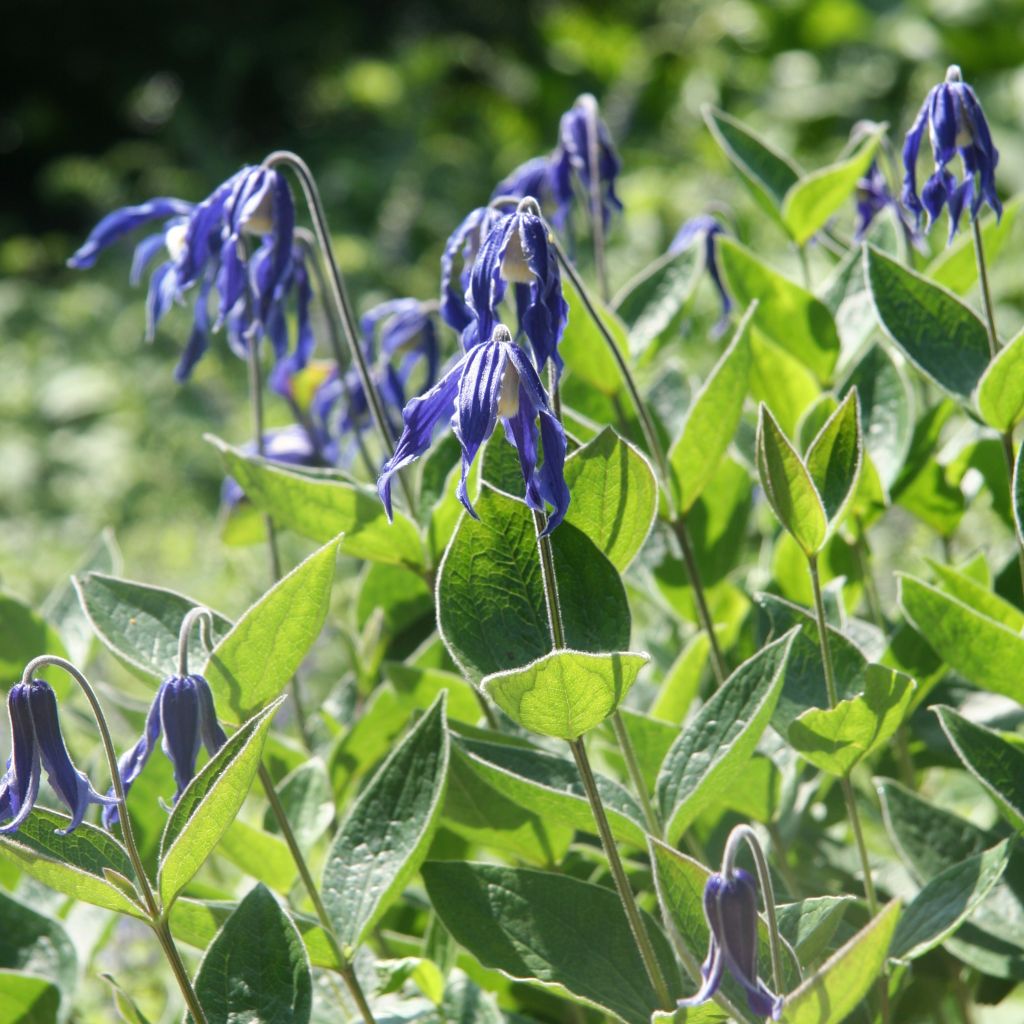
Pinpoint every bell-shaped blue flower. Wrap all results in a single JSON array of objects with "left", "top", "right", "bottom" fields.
[
  {"left": 491, "top": 156, "right": 554, "bottom": 207},
  {"left": 680, "top": 868, "right": 783, "bottom": 1020},
  {"left": 669, "top": 215, "right": 732, "bottom": 337},
  {"left": 0, "top": 680, "right": 115, "bottom": 835},
  {"left": 103, "top": 673, "right": 227, "bottom": 828},
  {"left": 440, "top": 206, "right": 503, "bottom": 335},
  {"left": 377, "top": 324, "right": 570, "bottom": 534},
  {"left": 552, "top": 93, "right": 623, "bottom": 229},
  {"left": 902, "top": 65, "right": 1001, "bottom": 240}
]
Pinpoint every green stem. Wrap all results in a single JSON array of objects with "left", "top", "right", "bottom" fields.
[
  {"left": 852, "top": 518, "right": 885, "bottom": 631},
  {"left": 610, "top": 710, "right": 662, "bottom": 838},
  {"left": 580, "top": 94, "right": 610, "bottom": 302},
  {"left": 797, "top": 245, "right": 811, "bottom": 289}
]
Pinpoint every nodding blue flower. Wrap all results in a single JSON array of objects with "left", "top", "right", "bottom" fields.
[
  {"left": 440, "top": 206, "right": 503, "bottom": 335},
  {"left": 680, "top": 868, "right": 783, "bottom": 1020},
  {"left": 103, "top": 674, "right": 227, "bottom": 828},
  {"left": 465, "top": 201, "right": 569, "bottom": 377},
  {"left": 854, "top": 161, "right": 896, "bottom": 241},
  {"left": 69, "top": 166, "right": 313, "bottom": 384},
  {"left": 552, "top": 93, "right": 623, "bottom": 230},
  {"left": 377, "top": 323, "right": 570, "bottom": 534},
  {"left": 0, "top": 680, "right": 115, "bottom": 835},
  {"left": 902, "top": 65, "right": 1001, "bottom": 240},
  {"left": 491, "top": 155, "right": 554, "bottom": 207},
  {"left": 221, "top": 424, "right": 331, "bottom": 510},
  {"left": 669, "top": 215, "right": 732, "bottom": 337}
]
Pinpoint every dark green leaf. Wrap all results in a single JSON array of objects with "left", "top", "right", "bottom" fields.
[
  {"left": 775, "top": 897, "right": 853, "bottom": 965},
  {"left": 804, "top": 389, "right": 863, "bottom": 526},
  {"left": 559, "top": 277, "right": 630, "bottom": 397},
  {"left": 0, "top": 890, "right": 77, "bottom": 1007},
  {"left": 977, "top": 328, "right": 1024, "bottom": 431},
  {"left": 612, "top": 248, "right": 700, "bottom": 354},
  {"left": 262, "top": 758, "right": 334, "bottom": 849},
  {"left": 0, "top": 972, "right": 61, "bottom": 1024}
]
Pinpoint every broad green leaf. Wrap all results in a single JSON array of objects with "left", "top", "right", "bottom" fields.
[
  {"left": 927, "top": 198, "right": 1021, "bottom": 293},
  {"left": 890, "top": 840, "right": 1011, "bottom": 961},
  {"left": 978, "top": 328, "right": 1024, "bottom": 431},
  {"left": 563, "top": 428, "right": 657, "bottom": 569},
  {"left": 329, "top": 685, "right": 410, "bottom": 803},
  {"left": 421, "top": 861, "right": 678, "bottom": 1024},
  {"left": 805, "top": 388, "right": 863, "bottom": 525},
  {"left": 720, "top": 754, "right": 781, "bottom": 824},
  {"left": 437, "top": 487, "right": 630, "bottom": 681},
  {"left": 203, "top": 536, "right": 338, "bottom": 720},
  {"left": 158, "top": 698, "right": 282, "bottom": 906},
  {"left": 101, "top": 974, "right": 153, "bottom": 1024},
  {"left": 357, "top": 562, "right": 432, "bottom": 633},
  {"left": 323, "top": 694, "right": 450, "bottom": 957},
  {"left": 650, "top": 633, "right": 710, "bottom": 724},
  {"left": 669, "top": 305, "right": 754, "bottom": 514},
  {"left": 209, "top": 436, "right": 424, "bottom": 570},
  {"left": 612, "top": 708, "right": 679, "bottom": 792},
  {"left": 612, "top": 248, "right": 700, "bottom": 354},
  {"left": 781, "top": 901, "right": 900, "bottom": 1024},
  {"left": 750, "top": 331, "right": 819, "bottom": 437},
  {"left": 719, "top": 238, "right": 839, "bottom": 381},
  {"left": 0, "top": 890, "right": 77, "bottom": 1009},
  {"left": 898, "top": 574, "right": 1024, "bottom": 702},
  {"left": 933, "top": 705, "right": 1024, "bottom": 830},
  {"left": 218, "top": 819, "right": 295, "bottom": 894},
  {"left": 0, "top": 810, "right": 143, "bottom": 918},
  {"left": 0, "top": 972, "right": 61, "bottom": 1024},
  {"left": 928, "top": 560, "right": 1024, "bottom": 631},
  {"left": 0, "top": 593, "right": 69, "bottom": 696},
  {"left": 775, "top": 897, "right": 853, "bottom": 965},
  {"left": 703, "top": 106, "right": 800, "bottom": 226},
  {"left": 559, "top": 277, "right": 630, "bottom": 397},
  {"left": 383, "top": 662, "right": 482, "bottom": 725},
  {"left": 756, "top": 405, "right": 827, "bottom": 556},
  {"left": 73, "top": 573, "right": 231, "bottom": 681},
  {"left": 456, "top": 735, "right": 647, "bottom": 846},
  {"left": 441, "top": 973, "right": 505, "bottom": 1024},
  {"left": 262, "top": 758, "right": 334, "bottom": 849},
  {"left": 864, "top": 244, "right": 990, "bottom": 400},
  {"left": 482, "top": 650, "right": 647, "bottom": 741},
  {"left": 191, "top": 884, "right": 312, "bottom": 1024},
  {"left": 656, "top": 631, "right": 796, "bottom": 841},
  {"left": 781, "top": 133, "right": 881, "bottom": 245},
  {"left": 788, "top": 665, "right": 915, "bottom": 775}
]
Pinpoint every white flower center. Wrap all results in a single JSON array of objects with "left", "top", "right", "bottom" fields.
[
  {"left": 500, "top": 229, "right": 535, "bottom": 284},
  {"left": 497, "top": 360, "right": 521, "bottom": 418},
  {"left": 164, "top": 223, "right": 188, "bottom": 262},
  {"left": 242, "top": 190, "right": 275, "bottom": 236}
]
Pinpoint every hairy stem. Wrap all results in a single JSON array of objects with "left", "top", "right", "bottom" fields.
[{"left": 610, "top": 710, "right": 662, "bottom": 838}]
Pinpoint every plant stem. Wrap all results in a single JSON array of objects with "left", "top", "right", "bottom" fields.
[
  {"left": 263, "top": 150, "right": 415, "bottom": 512},
  {"left": 852, "top": 518, "right": 885, "bottom": 631},
  {"left": 581, "top": 94, "right": 610, "bottom": 302},
  {"left": 22, "top": 657, "right": 209, "bottom": 1024},
  {"left": 797, "top": 245, "right": 811, "bottom": 289},
  {"left": 670, "top": 517, "right": 727, "bottom": 685},
  {"left": 971, "top": 218, "right": 1024, "bottom": 595},
  {"left": 610, "top": 710, "right": 662, "bottom": 838},
  {"left": 807, "top": 557, "right": 839, "bottom": 708}
]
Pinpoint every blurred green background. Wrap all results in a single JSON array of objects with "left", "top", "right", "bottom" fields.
[{"left": 3, "top": 0, "right": 1024, "bottom": 610}]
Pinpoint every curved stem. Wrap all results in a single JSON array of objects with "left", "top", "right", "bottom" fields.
[{"left": 178, "top": 607, "right": 214, "bottom": 678}]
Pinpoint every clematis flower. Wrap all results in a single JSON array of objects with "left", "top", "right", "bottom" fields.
[
  {"left": 669, "top": 215, "right": 732, "bottom": 337},
  {"left": 103, "top": 673, "right": 227, "bottom": 828},
  {"left": 902, "top": 65, "right": 1001, "bottom": 240},
  {"left": 680, "top": 868, "right": 783, "bottom": 1020},
  {"left": 0, "top": 680, "right": 115, "bottom": 835},
  {"left": 491, "top": 155, "right": 554, "bottom": 207},
  {"left": 465, "top": 201, "right": 569, "bottom": 376},
  {"left": 552, "top": 93, "right": 623, "bottom": 229},
  {"left": 377, "top": 324, "right": 570, "bottom": 534},
  {"left": 440, "top": 206, "right": 503, "bottom": 336}
]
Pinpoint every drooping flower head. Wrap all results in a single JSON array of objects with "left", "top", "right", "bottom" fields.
[
  {"left": 680, "top": 867, "right": 783, "bottom": 1020},
  {"left": 377, "top": 324, "right": 570, "bottom": 534},
  {"left": 491, "top": 156, "right": 555, "bottom": 208},
  {"left": 103, "top": 673, "right": 227, "bottom": 828},
  {"left": 440, "top": 206, "right": 504, "bottom": 336},
  {"left": 669, "top": 215, "right": 732, "bottom": 337},
  {"left": 0, "top": 680, "right": 115, "bottom": 835},
  {"left": 902, "top": 65, "right": 1001, "bottom": 240},
  {"left": 552, "top": 93, "right": 623, "bottom": 230}
]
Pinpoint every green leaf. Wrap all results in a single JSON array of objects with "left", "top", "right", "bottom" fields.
[
  {"left": 890, "top": 840, "right": 1011, "bottom": 961},
  {"left": 864, "top": 244, "right": 990, "bottom": 400},
  {"left": 612, "top": 248, "right": 700, "bottom": 354},
  {"left": 191, "top": 884, "right": 312, "bottom": 1024},
  {"left": 927, "top": 199, "right": 1021, "bottom": 294},
  {"left": 456, "top": 735, "right": 647, "bottom": 846},
  {"left": 669, "top": 305, "right": 754, "bottom": 513},
  {"left": 217, "top": 819, "right": 295, "bottom": 894},
  {"left": 383, "top": 662, "right": 482, "bottom": 725},
  {"left": 203, "top": 537, "right": 338, "bottom": 720},
  {"left": 703, "top": 106, "right": 800, "bottom": 226},
  {"left": 158, "top": 698, "right": 282, "bottom": 906},
  {"left": 0, "top": 890, "right": 77, "bottom": 1008},
  {"left": 977, "top": 328, "right": 1024, "bottom": 431},
  {"left": 437, "top": 487, "right": 630, "bottom": 682},
  {"left": 718, "top": 238, "right": 839, "bottom": 381},
  {"left": 209, "top": 436, "right": 424, "bottom": 569},
  {"left": 788, "top": 665, "right": 915, "bottom": 775},
  {"left": 73, "top": 573, "right": 232, "bottom": 681},
  {"left": 482, "top": 650, "right": 647, "bottom": 741},
  {"left": 563, "top": 428, "right": 657, "bottom": 569},
  {"left": 933, "top": 705, "right": 1024, "bottom": 831},
  {"left": 0, "top": 972, "right": 61, "bottom": 1024},
  {"left": 441, "top": 973, "right": 505, "bottom": 1024},
  {"left": 756, "top": 405, "right": 827, "bottom": 556},
  {"left": 781, "top": 901, "right": 900, "bottom": 1024},
  {"left": 559, "top": 277, "right": 630, "bottom": 397},
  {"left": 781, "top": 132, "right": 881, "bottom": 245},
  {"left": 101, "top": 974, "right": 153, "bottom": 1024},
  {"left": 775, "top": 897, "right": 853, "bottom": 965},
  {"left": 805, "top": 388, "right": 863, "bottom": 526},
  {"left": 898, "top": 574, "right": 1024, "bottom": 702},
  {"left": 323, "top": 694, "right": 450, "bottom": 957},
  {"left": 0, "top": 810, "right": 144, "bottom": 917},
  {"left": 928, "top": 559, "right": 1024, "bottom": 631},
  {"left": 750, "top": 331, "right": 820, "bottom": 437},
  {"left": 262, "top": 759, "right": 334, "bottom": 849},
  {"left": 650, "top": 633, "right": 710, "bottom": 724},
  {"left": 0, "top": 593, "right": 69, "bottom": 696},
  {"left": 421, "top": 861, "right": 678, "bottom": 1024},
  {"left": 1016, "top": 442, "right": 1024, "bottom": 550},
  {"left": 656, "top": 631, "right": 796, "bottom": 841}
]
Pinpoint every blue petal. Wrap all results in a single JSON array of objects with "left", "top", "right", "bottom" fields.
[
  {"left": 930, "top": 84, "right": 958, "bottom": 167},
  {"left": 174, "top": 274, "right": 213, "bottom": 381},
  {"left": 159, "top": 676, "right": 203, "bottom": 802},
  {"left": 178, "top": 170, "right": 245, "bottom": 289},
  {"left": 145, "top": 261, "right": 180, "bottom": 342},
  {"left": 491, "top": 155, "right": 553, "bottom": 205},
  {"left": 440, "top": 207, "right": 496, "bottom": 334},
  {"left": 0, "top": 683, "right": 41, "bottom": 834},
  {"left": 901, "top": 90, "right": 931, "bottom": 221},
  {"left": 103, "top": 690, "right": 162, "bottom": 828},
  {"left": 452, "top": 341, "right": 506, "bottom": 516},
  {"left": 193, "top": 675, "right": 228, "bottom": 754},
  {"left": 515, "top": 212, "right": 568, "bottom": 376},
  {"left": 68, "top": 198, "right": 194, "bottom": 270},
  {"left": 130, "top": 228, "right": 175, "bottom": 287}
]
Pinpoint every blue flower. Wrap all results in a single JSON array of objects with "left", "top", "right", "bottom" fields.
[
  {"left": 0, "top": 680, "right": 115, "bottom": 835},
  {"left": 377, "top": 324, "right": 570, "bottom": 534},
  {"left": 491, "top": 156, "right": 554, "bottom": 206},
  {"left": 465, "top": 202, "right": 569, "bottom": 376},
  {"left": 680, "top": 868, "right": 783, "bottom": 1020},
  {"left": 103, "top": 674, "right": 227, "bottom": 828},
  {"left": 669, "top": 215, "right": 732, "bottom": 337},
  {"left": 552, "top": 93, "right": 623, "bottom": 229},
  {"left": 902, "top": 65, "right": 1001, "bottom": 239},
  {"left": 440, "top": 206, "right": 503, "bottom": 335}
]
